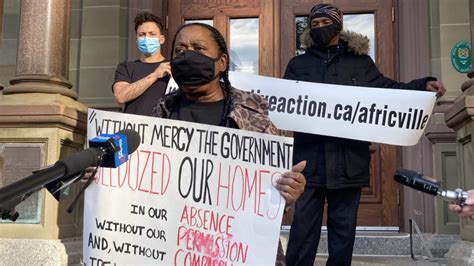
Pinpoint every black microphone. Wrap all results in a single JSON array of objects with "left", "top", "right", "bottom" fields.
[
  {"left": 0, "top": 129, "right": 141, "bottom": 221},
  {"left": 49, "top": 129, "right": 141, "bottom": 195},
  {"left": 60, "top": 129, "right": 140, "bottom": 177},
  {"left": 394, "top": 168, "right": 469, "bottom": 205}
]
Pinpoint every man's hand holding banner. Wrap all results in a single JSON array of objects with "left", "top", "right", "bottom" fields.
[{"left": 230, "top": 72, "right": 437, "bottom": 146}]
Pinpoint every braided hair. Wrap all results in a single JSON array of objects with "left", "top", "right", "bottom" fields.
[{"left": 171, "top": 23, "right": 233, "bottom": 126}]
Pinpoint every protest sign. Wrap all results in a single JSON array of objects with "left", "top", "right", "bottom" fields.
[
  {"left": 83, "top": 109, "right": 293, "bottom": 265},
  {"left": 166, "top": 72, "right": 437, "bottom": 146}
]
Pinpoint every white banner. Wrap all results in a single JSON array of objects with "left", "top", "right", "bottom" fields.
[
  {"left": 166, "top": 72, "right": 437, "bottom": 146},
  {"left": 83, "top": 109, "right": 292, "bottom": 265}
]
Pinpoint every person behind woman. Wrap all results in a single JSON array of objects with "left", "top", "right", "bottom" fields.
[
  {"left": 284, "top": 4, "right": 446, "bottom": 266},
  {"left": 113, "top": 12, "right": 171, "bottom": 116},
  {"left": 152, "top": 22, "right": 306, "bottom": 265}
]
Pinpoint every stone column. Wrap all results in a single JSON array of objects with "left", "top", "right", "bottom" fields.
[
  {"left": 444, "top": 83, "right": 474, "bottom": 263},
  {"left": 0, "top": 0, "right": 86, "bottom": 264},
  {"left": 444, "top": 0, "right": 474, "bottom": 264},
  {"left": 398, "top": 0, "right": 437, "bottom": 233},
  {"left": 445, "top": 0, "right": 474, "bottom": 243},
  {"left": 2, "top": 0, "right": 77, "bottom": 99}
]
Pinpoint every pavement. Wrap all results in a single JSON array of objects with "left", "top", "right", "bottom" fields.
[{"left": 313, "top": 255, "right": 447, "bottom": 266}]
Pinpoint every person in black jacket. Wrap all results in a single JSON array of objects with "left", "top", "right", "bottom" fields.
[{"left": 284, "top": 4, "right": 446, "bottom": 266}]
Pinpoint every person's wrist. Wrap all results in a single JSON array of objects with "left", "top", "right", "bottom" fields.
[{"left": 150, "top": 71, "right": 160, "bottom": 79}]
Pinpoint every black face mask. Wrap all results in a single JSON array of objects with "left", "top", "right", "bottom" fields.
[
  {"left": 171, "top": 50, "right": 221, "bottom": 86},
  {"left": 310, "top": 24, "right": 340, "bottom": 48}
]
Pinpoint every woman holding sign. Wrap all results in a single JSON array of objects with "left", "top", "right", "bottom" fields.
[{"left": 152, "top": 23, "right": 306, "bottom": 265}]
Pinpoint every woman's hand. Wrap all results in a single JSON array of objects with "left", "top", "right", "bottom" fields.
[
  {"left": 80, "top": 167, "right": 97, "bottom": 184},
  {"left": 275, "top": 161, "right": 306, "bottom": 205}
]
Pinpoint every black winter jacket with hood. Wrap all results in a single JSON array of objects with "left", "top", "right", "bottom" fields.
[{"left": 284, "top": 29, "right": 435, "bottom": 189}]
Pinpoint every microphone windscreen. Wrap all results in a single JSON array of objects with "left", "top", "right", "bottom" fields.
[
  {"left": 57, "top": 148, "right": 102, "bottom": 177},
  {"left": 116, "top": 129, "right": 141, "bottom": 154}
]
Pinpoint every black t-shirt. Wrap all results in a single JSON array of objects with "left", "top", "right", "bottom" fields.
[
  {"left": 113, "top": 60, "right": 170, "bottom": 116},
  {"left": 169, "top": 95, "right": 225, "bottom": 126}
]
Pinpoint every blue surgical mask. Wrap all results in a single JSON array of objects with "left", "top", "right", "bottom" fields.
[{"left": 136, "top": 37, "right": 160, "bottom": 55}]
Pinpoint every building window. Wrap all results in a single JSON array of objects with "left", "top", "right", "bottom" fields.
[
  {"left": 184, "top": 19, "right": 213, "bottom": 26},
  {"left": 229, "top": 18, "right": 259, "bottom": 74}
]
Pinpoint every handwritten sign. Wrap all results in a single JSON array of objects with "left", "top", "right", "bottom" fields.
[{"left": 83, "top": 109, "right": 293, "bottom": 265}]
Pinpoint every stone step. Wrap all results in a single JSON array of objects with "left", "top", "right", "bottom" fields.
[
  {"left": 279, "top": 229, "right": 460, "bottom": 258},
  {"left": 0, "top": 232, "right": 461, "bottom": 265},
  {"left": 314, "top": 255, "right": 446, "bottom": 266}
]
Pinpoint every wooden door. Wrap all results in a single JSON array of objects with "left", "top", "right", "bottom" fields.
[
  {"left": 167, "top": 0, "right": 280, "bottom": 77},
  {"left": 281, "top": 0, "right": 399, "bottom": 227}
]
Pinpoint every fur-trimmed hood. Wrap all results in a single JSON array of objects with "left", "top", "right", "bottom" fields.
[{"left": 300, "top": 27, "right": 369, "bottom": 56}]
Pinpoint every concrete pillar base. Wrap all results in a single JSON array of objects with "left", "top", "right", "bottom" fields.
[
  {"left": 0, "top": 238, "right": 82, "bottom": 265},
  {"left": 3, "top": 80, "right": 77, "bottom": 100},
  {"left": 0, "top": 93, "right": 87, "bottom": 239},
  {"left": 444, "top": 240, "right": 474, "bottom": 266}
]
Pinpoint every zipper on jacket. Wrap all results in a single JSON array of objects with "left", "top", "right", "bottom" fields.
[
  {"left": 325, "top": 45, "right": 339, "bottom": 64},
  {"left": 352, "top": 77, "right": 357, "bottom": 86}
]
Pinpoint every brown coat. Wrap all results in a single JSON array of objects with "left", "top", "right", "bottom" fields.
[{"left": 154, "top": 86, "right": 278, "bottom": 135}]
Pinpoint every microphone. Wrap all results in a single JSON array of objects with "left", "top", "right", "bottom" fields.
[
  {"left": 56, "top": 129, "right": 140, "bottom": 178},
  {"left": 394, "top": 168, "right": 469, "bottom": 205},
  {"left": 88, "top": 131, "right": 130, "bottom": 168},
  {"left": 0, "top": 129, "right": 141, "bottom": 221}
]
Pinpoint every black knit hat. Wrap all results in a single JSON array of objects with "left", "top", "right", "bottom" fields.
[{"left": 309, "top": 4, "right": 342, "bottom": 30}]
